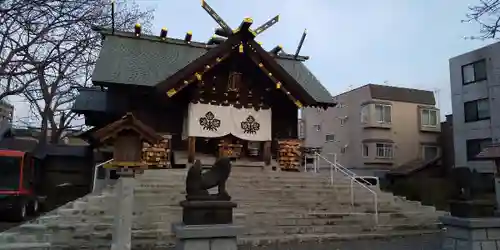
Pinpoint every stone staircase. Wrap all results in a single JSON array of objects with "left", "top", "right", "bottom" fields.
[{"left": 0, "top": 168, "right": 447, "bottom": 249}]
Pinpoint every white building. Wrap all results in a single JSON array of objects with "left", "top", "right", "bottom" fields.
[{"left": 449, "top": 42, "right": 500, "bottom": 173}]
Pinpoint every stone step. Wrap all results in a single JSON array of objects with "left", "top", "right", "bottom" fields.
[
  {"left": 74, "top": 201, "right": 392, "bottom": 211},
  {"left": 244, "top": 222, "right": 442, "bottom": 236},
  {"left": 0, "top": 243, "right": 51, "bottom": 250},
  {"left": 69, "top": 200, "right": 397, "bottom": 214},
  {"left": 237, "top": 230, "right": 443, "bottom": 246},
  {"left": 137, "top": 176, "right": 357, "bottom": 185},
  {"left": 130, "top": 185, "right": 375, "bottom": 193},
  {"left": 0, "top": 232, "right": 51, "bottom": 244},
  {"left": 80, "top": 195, "right": 392, "bottom": 207},
  {"left": 36, "top": 222, "right": 441, "bottom": 249},
  {"left": 34, "top": 210, "right": 438, "bottom": 230}
]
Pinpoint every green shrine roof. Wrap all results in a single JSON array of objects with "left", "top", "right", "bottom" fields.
[{"left": 91, "top": 29, "right": 335, "bottom": 104}]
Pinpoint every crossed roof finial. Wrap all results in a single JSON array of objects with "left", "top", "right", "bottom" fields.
[{"left": 201, "top": 0, "right": 280, "bottom": 38}]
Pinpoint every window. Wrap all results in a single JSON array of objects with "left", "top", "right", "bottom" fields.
[
  {"left": 0, "top": 156, "right": 21, "bottom": 190},
  {"left": 466, "top": 138, "right": 492, "bottom": 160},
  {"left": 376, "top": 143, "right": 393, "bottom": 159},
  {"left": 325, "top": 134, "right": 335, "bottom": 142},
  {"left": 462, "top": 60, "right": 487, "bottom": 85},
  {"left": 362, "top": 144, "right": 369, "bottom": 157},
  {"left": 313, "top": 125, "right": 321, "bottom": 131},
  {"left": 464, "top": 99, "right": 490, "bottom": 122},
  {"left": 374, "top": 104, "right": 391, "bottom": 123},
  {"left": 422, "top": 146, "right": 439, "bottom": 161},
  {"left": 360, "top": 105, "right": 369, "bottom": 123},
  {"left": 421, "top": 109, "right": 438, "bottom": 127}
]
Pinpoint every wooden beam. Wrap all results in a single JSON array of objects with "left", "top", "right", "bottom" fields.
[
  {"left": 188, "top": 136, "right": 196, "bottom": 163},
  {"left": 244, "top": 46, "right": 303, "bottom": 108},
  {"left": 166, "top": 53, "right": 231, "bottom": 98},
  {"left": 246, "top": 40, "right": 317, "bottom": 104},
  {"left": 263, "top": 141, "right": 271, "bottom": 166}
]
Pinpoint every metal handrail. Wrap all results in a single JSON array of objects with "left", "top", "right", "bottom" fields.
[
  {"left": 92, "top": 159, "right": 114, "bottom": 192},
  {"left": 314, "top": 152, "right": 378, "bottom": 225},
  {"left": 317, "top": 153, "right": 375, "bottom": 187}
]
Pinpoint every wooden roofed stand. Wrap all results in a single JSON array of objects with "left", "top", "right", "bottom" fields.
[
  {"left": 90, "top": 112, "right": 163, "bottom": 175},
  {"left": 72, "top": 7, "right": 336, "bottom": 172}
]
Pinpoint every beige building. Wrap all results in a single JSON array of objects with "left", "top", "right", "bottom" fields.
[{"left": 302, "top": 84, "right": 441, "bottom": 176}]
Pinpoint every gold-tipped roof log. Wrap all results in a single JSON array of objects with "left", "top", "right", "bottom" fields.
[
  {"left": 134, "top": 23, "right": 141, "bottom": 36},
  {"left": 270, "top": 45, "right": 283, "bottom": 54},
  {"left": 201, "top": 0, "right": 279, "bottom": 38},
  {"left": 160, "top": 27, "right": 168, "bottom": 40},
  {"left": 184, "top": 31, "right": 192, "bottom": 42}
]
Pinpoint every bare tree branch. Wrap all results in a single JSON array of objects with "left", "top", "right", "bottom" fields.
[
  {"left": 465, "top": 0, "right": 500, "bottom": 39},
  {"left": 3, "top": 0, "right": 154, "bottom": 143}
]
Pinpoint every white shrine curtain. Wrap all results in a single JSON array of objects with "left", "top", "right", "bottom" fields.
[
  {"left": 229, "top": 107, "right": 272, "bottom": 141},
  {"left": 186, "top": 103, "right": 272, "bottom": 141},
  {"left": 187, "top": 103, "right": 231, "bottom": 138}
]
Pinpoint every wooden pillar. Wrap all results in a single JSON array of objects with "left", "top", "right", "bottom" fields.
[
  {"left": 496, "top": 159, "right": 500, "bottom": 177},
  {"left": 188, "top": 136, "right": 196, "bottom": 163},
  {"left": 263, "top": 141, "right": 271, "bottom": 166}
]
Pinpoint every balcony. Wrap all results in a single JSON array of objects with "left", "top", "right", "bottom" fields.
[{"left": 362, "top": 120, "right": 392, "bottom": 129}]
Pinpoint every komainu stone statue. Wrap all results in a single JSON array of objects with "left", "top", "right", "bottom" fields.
[
  {"left": 181, "top": 157, "right": 236, "bottom": 225},
  {"left": 185, "top": 157, "right": 232, "bottom": 200}
]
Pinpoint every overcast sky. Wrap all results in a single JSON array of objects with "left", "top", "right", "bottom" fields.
[{"left": 11, "top": 0, "right": 495, "bottom": 123}]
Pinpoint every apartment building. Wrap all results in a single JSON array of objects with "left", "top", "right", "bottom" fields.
[
  {"left": 302, "top": 84, "right": 440, "bottom": 176},
  {"left": 449, "top": 42, "right": 500, "bottom": 173},
  {"left": 0, "top": 99, "right": 13, "bottom": 122}
]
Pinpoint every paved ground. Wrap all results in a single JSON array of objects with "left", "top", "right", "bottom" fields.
[
  {"left": 137, "top": 232, "right": 443, "bottom": 250},
  {"left": 237, "top": 233, "right": 443, "bottom": 250}
]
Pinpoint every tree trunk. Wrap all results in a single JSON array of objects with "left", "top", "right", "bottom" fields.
[{"left": 38, "top": 105, "right": 51, "bottom": 145}]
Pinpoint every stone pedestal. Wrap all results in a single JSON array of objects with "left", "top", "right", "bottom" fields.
[
  {"left": 440, "top": 215, "right": 500, "bottom": 250},
  {"left": 172, "top": 223, "right": 244, "bottom": 250},
  {"left": 181, "top": 200, "right": 237, "bottom": 225},
  {"left": 110, "top": 175, "right": 136, "bottom": 250},
  {"left": 495, "top": 177, "right": 500, "bottom": 215}
]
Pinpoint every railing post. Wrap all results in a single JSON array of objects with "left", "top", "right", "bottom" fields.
[
  {"left": 350, "top": 178, "right": 354, "bottom": 207},
  {"left": 92, "top": 165, "right": 100, "bottom": 193},
  {"left": 334, "top": 154, "right": 338, "bottom": 172},
  {"left": 304, "top": 154, "right": 307, "bottom": 172},
  {"left": 312, "top": 153, "right": 315, "bottom": 173},
  {"left": 374, "top": 194, "right": 379, "bottom": 225},
  {"left": 329, "top": 162, "right": 334, "bottom": 186},
  {"left": 314, "top": 153, "right": 318, "bottom": 173}
]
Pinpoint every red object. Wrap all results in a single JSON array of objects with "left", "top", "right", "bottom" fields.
[{"left": 0, "top": 150, "right": 28, "bottom": 194}]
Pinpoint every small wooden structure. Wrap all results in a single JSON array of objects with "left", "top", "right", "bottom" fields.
[
  {"left": 142, "top": 134, "right": 172, "bottom": 168},
  {"left": 277, "top": 139, "right": 302, "bottom": 171},
  {"left": 90, "top": 113, "right": 162, "bottom": 174},
  {"left": 218, "top": 137, "right": 243, "bottom": 159}
]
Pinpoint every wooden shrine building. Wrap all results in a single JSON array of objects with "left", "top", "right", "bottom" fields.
[{"left": 73, "top": 5, "right": 335, "bottom": 169}]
